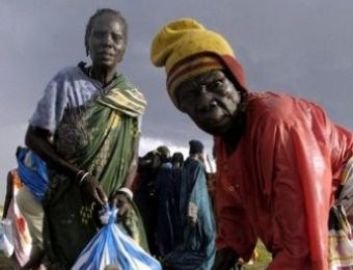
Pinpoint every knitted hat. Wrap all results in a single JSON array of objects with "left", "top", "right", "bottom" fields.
[
  {"left": 151, "top": 18, "right": 243, "bottom": 107},
  {"left": 189, "top": 140, "right": 204, "bottom": 155}
]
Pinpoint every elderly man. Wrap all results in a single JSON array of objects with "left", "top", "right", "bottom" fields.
[{"left": 151, "top": 18, "right": 353, "bottom": 269}]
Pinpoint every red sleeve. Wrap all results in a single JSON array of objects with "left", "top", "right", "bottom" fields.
[
  {"left": 215, "top": 178, "right": 256, "bottom": 261},
  {"left": 262, "top": 117, "right": 332, "bottom": 270}
]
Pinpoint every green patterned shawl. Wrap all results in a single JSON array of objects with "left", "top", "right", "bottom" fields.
[{"left": 44, "top": 74, "right": 148, "bottom": 269}]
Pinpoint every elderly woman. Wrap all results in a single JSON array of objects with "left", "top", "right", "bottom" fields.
[
  {"left": 26, "top": 8, "right": 147, "bottom": 269},
  {"left": 151, "top": 19, "right": 353, "bottom": 269}
]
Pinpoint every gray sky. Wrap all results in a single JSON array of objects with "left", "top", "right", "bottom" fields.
[{"left": 1, "top": 0, "right": 353, "bottom": 200}]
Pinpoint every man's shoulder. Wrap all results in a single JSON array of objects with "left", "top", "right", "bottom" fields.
[
  {"left": 248, "top": 91, "right": 323, "bottom": 124},
  {"left": 185, "top": 158, "right": 204, "bottom": 171}
]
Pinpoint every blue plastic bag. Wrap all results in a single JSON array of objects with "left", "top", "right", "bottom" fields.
[
  {"left": 16, "top": 146, "right": 48, "bottom": 201},
  {"left": 71, "top": 205, "right": 162, "bottom": 270}
]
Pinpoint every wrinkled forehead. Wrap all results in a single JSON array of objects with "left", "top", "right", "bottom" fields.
[{"left": 177, "top": 69, "right": 225, "bottom": 91}]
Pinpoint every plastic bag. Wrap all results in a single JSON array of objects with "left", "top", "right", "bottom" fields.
[
  {"left": 0, "top": 219, "right": 15, "bottom": 257},
  {"left": 16, "top": 146, "right": 48, "bottom": 201},
  {"left": 71, "top": 205, "right": 162, "bottom": 270}
]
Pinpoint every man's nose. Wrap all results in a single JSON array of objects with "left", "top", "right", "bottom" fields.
[{"left": 196, "top": 85, "right": 214, "bottom": 110}]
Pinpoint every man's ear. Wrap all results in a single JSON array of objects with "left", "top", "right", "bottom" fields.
[
  {"left": 175, "top": 96, "right": 187, "bottom": 113},
  {"left": 177, "top": 104, "right": 187, "bottom": 113}
]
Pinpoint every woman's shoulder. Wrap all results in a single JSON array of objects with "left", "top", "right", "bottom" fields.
[{"left": 50, "top": 65, "right": 84, "bottom": 83}]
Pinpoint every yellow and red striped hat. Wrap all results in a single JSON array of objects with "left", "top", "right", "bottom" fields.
[{"left": 151, "top": 18, "right": 237, "bottom": 107}]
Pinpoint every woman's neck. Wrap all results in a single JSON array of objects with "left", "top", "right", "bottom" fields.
[{"left": 90, "top": 65, "right": 117, "bottom": 85}]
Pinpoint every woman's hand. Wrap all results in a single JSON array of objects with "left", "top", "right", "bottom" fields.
[
  {"left": 80, "top": 175, "right": 107, "bottom": 206},
  {"left": 109, "top": 191, "right": 132, "bottom": 216}
]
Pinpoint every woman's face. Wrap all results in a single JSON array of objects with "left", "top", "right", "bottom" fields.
[
  {"left": 88, "top": 14, "right": 126, "bottom": 70},
  {"left": 176, "top": 70, "right": 241, "bottom": 136}
]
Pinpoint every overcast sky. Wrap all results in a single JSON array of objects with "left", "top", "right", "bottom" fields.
[{"left": 1, "top": 0, "right": 353, "bottom": 200}]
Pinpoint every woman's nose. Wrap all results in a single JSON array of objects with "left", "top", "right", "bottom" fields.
[{"left": 101, "top": 34, "right": 113, "bottom": 46}]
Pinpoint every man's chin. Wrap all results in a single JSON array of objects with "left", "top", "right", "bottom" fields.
[{"left": 197, "top": 121, "right": 232, "bottom": 137}]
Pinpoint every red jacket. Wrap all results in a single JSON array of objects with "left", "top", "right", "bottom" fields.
[{"left": 214, "top": 91, "right": 353, "bottom": 269}]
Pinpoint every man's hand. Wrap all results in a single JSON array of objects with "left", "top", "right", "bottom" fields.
[
  {"left": 80, "top": 176, "right": 107, "bottom": 206},
  {"left": 212, "top": 248, "right": 239, "bottom": 270},
  {"left": 188, "top": 202, "right": 198, "bottom": 225}
]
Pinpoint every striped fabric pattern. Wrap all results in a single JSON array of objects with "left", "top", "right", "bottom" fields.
[
  {"left": 98, "top": 87, "right": 147, "bottom": 118},
  {"left": 166, "top": 55, "right": 223, "bottom": 105}
]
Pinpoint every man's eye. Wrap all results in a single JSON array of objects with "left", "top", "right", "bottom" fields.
[
  {"left": 215, "top": 80, "right": 224, "bottom": 87},
  {"left": 210, "top": 80, "right": 224, "bottom": 91},
  {"left": 181, "top": 92, "right": 194, "bottom": 101}
]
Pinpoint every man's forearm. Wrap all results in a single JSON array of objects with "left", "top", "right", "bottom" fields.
[{"left": 212, "top": 248, "right": 239, "bottom": 270}]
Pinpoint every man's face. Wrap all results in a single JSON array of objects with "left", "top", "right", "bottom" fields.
[
  {"left": 88, "top": 14, "right": 126, "bottom": 69},
  {"left": 176, "top": 70, "right": 241, "bottom": 136}
]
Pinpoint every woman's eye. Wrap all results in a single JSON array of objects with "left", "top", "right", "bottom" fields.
[
  {"left": 112, "top": 33, "right": 123, "bottom": 43},
  {"left": 93, "top": 31, "right": 105, "bottom": 39}
]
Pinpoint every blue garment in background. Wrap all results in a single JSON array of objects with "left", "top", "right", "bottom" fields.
[
  {"left": 16, "top": 146, "right": 48, "bottom": 201},
  {"left": 155, "top": 162, "right": 180, "bottom": 256},
  {"left": 164, "top": 158, "right": 216, "bottom": 270}
]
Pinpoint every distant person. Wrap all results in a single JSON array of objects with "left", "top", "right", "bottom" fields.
[
  {"left": 151, "top": 18, "right": 353, "bottom": 269},
  {"left": 171, "top": 152, "right": 184, "bottom": 169},
  {"left": 25, "top": 8, "right": 147, "bottom": 268},
  {"left": 161, "top": 140, "right": 216, "bottom": 270},
  {"left": 156, "top": 145, "right": 172, "bottom": 166},
  {"left": 134, "top": 150, "right": 163, "bottom": 255}
]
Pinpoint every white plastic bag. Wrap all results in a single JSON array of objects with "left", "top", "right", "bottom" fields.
[
  {"left": 71, "top": 205, "right": 162, "bottom": 270},
  {"left": 0, "top": 219, "right": 15, "bottom": 257}
]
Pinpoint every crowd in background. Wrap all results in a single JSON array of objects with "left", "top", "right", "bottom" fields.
[{"left": 2, "top": 140, "right": 222, "bottom": 269}]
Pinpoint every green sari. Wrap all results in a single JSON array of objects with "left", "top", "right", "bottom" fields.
[{"left": 43, "top": 74, "right": 147, "bottom": 269}]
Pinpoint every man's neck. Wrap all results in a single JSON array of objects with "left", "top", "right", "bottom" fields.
[
  {"left": 222, "top": 110, "right": 247, "bottom": 155},
  {"left": 221, "top": 91, "right": 248, "bottom": 155}
]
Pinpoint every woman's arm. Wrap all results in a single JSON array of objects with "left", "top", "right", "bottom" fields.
[
  {"left": 25, "top": 125, "right": 79, "bottom": 178},
  {"left": 25, "top": 125, "right": 107, "bottom": 206}
]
